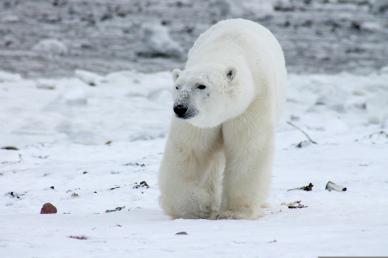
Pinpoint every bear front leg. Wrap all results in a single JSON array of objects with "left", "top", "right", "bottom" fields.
[
  {"left": 219, "top": 120, "right": 274, "bottom": 219},
  {"left": 159, "top": 121, "right": 223, "bottom": 219},
  {"left": 159, "top": 150, "right": 213, "bottom": 219}
]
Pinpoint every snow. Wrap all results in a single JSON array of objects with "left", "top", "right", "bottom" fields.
[
  {"left": 1, "top": 14, "right": 20, "bottom": 23},
  {"left": 0, "top": 71, "right": 22, "bottom": 82},
  {"left": 137, "top": 23, "right": 183, "bottom": 58},
  {"left": 32, "top": 39, "right": 68, "bottom": 56},
  {"left": 1, "top": 70, "right": 388, "bottom": 257}
]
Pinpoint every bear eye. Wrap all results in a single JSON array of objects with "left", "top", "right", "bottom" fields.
[
  {"left": 197, "top": 84, "right": 206, "bottom": 90},
  {"left": 175, "top": 85, "right": 180, "bottom": 90}
]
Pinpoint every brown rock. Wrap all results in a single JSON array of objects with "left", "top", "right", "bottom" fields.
[{"left": 40, "top": 202, "right": 57, "bottom": 214}]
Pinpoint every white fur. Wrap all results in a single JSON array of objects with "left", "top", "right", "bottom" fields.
[{"left": 159, "top": 19, "right": 287, "bottom": 219}]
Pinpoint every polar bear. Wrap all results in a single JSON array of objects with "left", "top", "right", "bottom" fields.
[{"left": 158, "top": 19, "right": 287, "bottom": 219}]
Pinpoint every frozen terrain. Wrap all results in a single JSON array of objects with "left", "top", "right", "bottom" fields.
[
  {"left": 0, "top": 0, "right": 387, "bottom": 77},
  {"left": 1, "top": 68, "right": 388, "bottom": 257}
]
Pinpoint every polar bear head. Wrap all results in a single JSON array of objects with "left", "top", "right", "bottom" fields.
[{"left": 171, "top": 64, "right": 255, "bottom": 128}]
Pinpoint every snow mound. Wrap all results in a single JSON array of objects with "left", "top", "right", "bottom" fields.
[
  {"left": 74, "top": 70, "right": 104, "bottom": 86},
  {"left": 0, "top": 71, "right": 22, "bottom": 82},
  {"left": 1, "top": 14, "right": 20, "bottom": 23},
  {"left": 60, "top": 80, "right": 88, "bottom": 106},
  {"left": 32, "top": 39, "right": 68, "bottom": 56},
  {"left": 137, "top": 23, "right": 182, "bottom": 58}
]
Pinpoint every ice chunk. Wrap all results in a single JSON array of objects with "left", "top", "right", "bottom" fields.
[
  {"left": 0, "top": 71, "right": 22, "bottom": 82},
  {"left": 32, "top": 39, "right": 68, "bottom": 56},
  {"left": 137, "top": 23, "right": 182, "bottom": 58},
  {"left": 75, "top": 70, "right": 104, "bottom": 86}
]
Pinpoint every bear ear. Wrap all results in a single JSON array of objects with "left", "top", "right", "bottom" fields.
[
  {"left": 226, "top": 67, "right": 236, "bottom": 81},
  {"left": 172, "top": 69, "right": 181, "bottom": 82}
]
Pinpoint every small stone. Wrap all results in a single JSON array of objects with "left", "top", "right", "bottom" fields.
[
  {"left": 68, "top": 235, "right": 88, "bottom": 240},
  {"left": 71, "top": 193, "right": 79, "bottom": 198},
  {"left": 295, "top": 140, "right": 311, "bottom": 148},
  {"left": 175, "top": 231, "right": 188, "bottom": 235},
  {"left": 1, "top": 146, "right": 19, "bottom": 151},
  {"left": 105, "top": 206, "right": 125, "bottom": 213},
  {"left": 133, "top": 181, "right": 149, "bottom": 189},
  {"left": 40, "top": 203, "right": 57, "bottom": 214},
  {"left": 281, "top": 200, "right": 308, "bottom": 209}
]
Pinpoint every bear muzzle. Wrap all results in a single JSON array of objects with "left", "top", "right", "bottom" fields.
[{"left": 173, "top": 104, "right": 197, "bottom": 119}]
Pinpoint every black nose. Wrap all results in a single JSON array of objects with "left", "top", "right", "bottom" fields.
[{"left": 174, "top": 104, "right": 188, "bottom": 117}]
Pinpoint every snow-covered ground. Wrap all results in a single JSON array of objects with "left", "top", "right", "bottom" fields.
[{"left": 1, "top": 69, "right": 388, "bottom": 257}]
